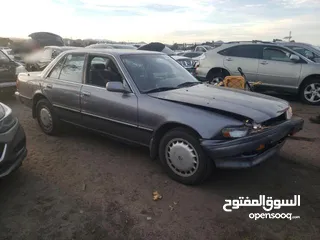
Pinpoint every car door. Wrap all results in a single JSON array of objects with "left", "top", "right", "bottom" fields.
[
  {"left": 0, "top": 50, "right": 16, "bottom": 85},
  {"left": 257, "top": 46, "right": 302, "bottom": 89},
  {"left": 80, "top": 54, "right": 139, "bottom": 143},
  {"left": 221, "top": 45, "right": 262, "bottom": 82},
  {"left": 43, "top": 53, "right": 85, "bottom": 124},
  {"left": 287, "top": 46, "right": 320, "bottom": 63}
]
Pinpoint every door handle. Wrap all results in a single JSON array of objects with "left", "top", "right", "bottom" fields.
[
  {"left": 226, "top": 57, "right": 232, "bottom": 61},
  {"left": 46, "top": 84, "right": 53, "bottom": 89},
  {"left": 260, "top": 61, "right": 268, "bottom": 65},
  {"left": 81, "top": 91, "right": 91, "bottom": 97}
]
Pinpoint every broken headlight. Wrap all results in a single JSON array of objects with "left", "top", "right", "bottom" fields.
[{"left": 222, "top": 126, "right": 249, "bottom": 138}]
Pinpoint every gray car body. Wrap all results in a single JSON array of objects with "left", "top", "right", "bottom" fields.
[
  {"left": 16, "top": 49, "right": 291, "bottom": 159},
  {"left": 196, "top": 42, "right": 320, "bottom": 94}
]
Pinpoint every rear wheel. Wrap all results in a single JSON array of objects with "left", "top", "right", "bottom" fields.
[
  {"left": 299, "top": 79, "right": 320, "bottom": 105},
  {"left": 207, "top": 69, "right": 229, "bottom": 84},
  {"left": 159, "top": 128, "right": 213, "bottom": 185},
  {"left": 36, "top": 99, "right": 60, "bottom": 135}
]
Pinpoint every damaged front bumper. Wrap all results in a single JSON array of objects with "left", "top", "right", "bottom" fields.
[{"left": 201, "top": 117, "right": 304, "bottom": 169}]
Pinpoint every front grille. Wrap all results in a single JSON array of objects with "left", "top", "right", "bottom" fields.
[{"left": 262, "top": 113, "right": 286, "bottom": 127}]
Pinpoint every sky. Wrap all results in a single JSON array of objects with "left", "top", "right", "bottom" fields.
[{"left": 1, "top": 0, "right": 320, "bottom": 45}]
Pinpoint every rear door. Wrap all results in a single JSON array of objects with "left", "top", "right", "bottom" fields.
[
  {"left": 257, "top": 46, "right": 302, "bottom": 89},
  {"left": 44, "top": 53, "right": 85, "bottom": 124},
  {"left": 0, "top": 50, "right": 16, "bottom": 85},
  {"left": 221, "top": 45, "right": 262, "bottom": 82}
]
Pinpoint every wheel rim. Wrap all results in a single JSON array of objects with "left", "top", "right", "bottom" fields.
[
  {"left": 39, "top": 107, "right": 53, "bottom": 131},
  {"left": 304, "top": 83, "right": 320, "bottom": 103},
  {"left": 165, "top": 138, "right": 199, "bottom": 177}
]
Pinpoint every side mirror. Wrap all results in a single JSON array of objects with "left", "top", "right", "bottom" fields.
[
  {"left": 106, "top": 81, "right": 130, "bottom": 93},
  {"left": 290, "top": 54, "right": 300, "bottom": 62}
]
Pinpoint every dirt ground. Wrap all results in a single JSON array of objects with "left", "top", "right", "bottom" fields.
[{"left": 0, "top": 95, "right": 319, "bottom": 240}]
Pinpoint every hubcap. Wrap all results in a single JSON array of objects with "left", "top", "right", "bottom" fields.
[
  {"left": 40, "top": 107, "right": 53, "bottom": 130},
  {"left": 304, "top": 83, "right": 320, "bottom": 103},
  {"left": 165, "top": 138, "right": 199, "bottom": 177}
]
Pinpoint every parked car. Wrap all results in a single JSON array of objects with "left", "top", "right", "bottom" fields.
[
  {"left": 15, "top": 48, "right": 303, "bottom": 185},
  {"left": 1, "top": 48, "right": 15, "bottom": 60},
  {"left": 276, "top": 42, "right": 320, "bottom": 63},
  {"left": 182, "top": 51, "right": 205, "bottom": 63},
  {"left": 195, "top": 45, "right": 214, "bottom": 53},
  {"left": 0, "top": 102, "right": 27, "bottom": 178},
  {"left": 196, "top": 41, "right": 320, "bottom": 105},
  {"left": 138, "top": 42, "right": 196, "bottom": 75},
  {"left": 24, "top": 46, "right": 80, "bottom": 71},
  {"left": 86, "top": 43, "right": 137, "bottom": 49},
  {"left": 0, "top": 50, "right": 27, "bottom": 95}
]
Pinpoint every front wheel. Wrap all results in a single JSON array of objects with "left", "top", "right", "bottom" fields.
[
  {"left": 299, "top": 79, "right": 320, "bottom": 105},
  {"left": 159, "top": 128, "right": 213, "bottom": 185}
]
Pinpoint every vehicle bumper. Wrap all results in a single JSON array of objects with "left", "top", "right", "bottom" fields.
[
  {"left": 195, "top": 66, "right": 209, "bottom": 81},
  {"left": 0, "top": 82, "right": 16, "bottom": 95},
  {"left": 15, "top": 91, "right": 33, "bottom": 108},
  {"left": 201, "top": 117, "right": 304, "bottom": 169},
  {"left": 0, "top": 120, "right": 27, "bottom": 178}
]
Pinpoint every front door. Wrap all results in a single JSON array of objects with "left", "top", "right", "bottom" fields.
[
  {"left": 0, "top": 50, "right": 15, "bottom": 85},
  {"left": 80, "top": 54, "right": 139, "bottom": 143},
  {"left": 221, "top": 45, "right": 262, "bottom": 82},
  {"left": 43, "top": 53, "right": 85, "bottom": 124},
  {"left": 257, "top": 47, "right": 302, "bottom": 89}
]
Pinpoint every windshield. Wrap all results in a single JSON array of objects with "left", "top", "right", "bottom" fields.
[
  {"left": 121, "top": 54, "right": 199, "bottom": 93},
  {"left": 204, "top": 46, "right": 214, "bottom": 50}
]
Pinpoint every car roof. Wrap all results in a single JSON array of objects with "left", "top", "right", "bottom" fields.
[
  {"left": 44, "top": 46, "right": 80, "bottom": 50},
  {"left": 86, "top": 43, "right": 136, "bottom": 48},
  {"left": 63, "top": 48, "right": 165, "bottom": 56},
  {"left": 277, "top": 42, "right": 312, "bottom": 46}
]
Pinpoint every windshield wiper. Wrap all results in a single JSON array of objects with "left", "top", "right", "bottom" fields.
[
  {"left": 144, "top": 87, "right": 178, "bottom": 93},
  {"left": 176, "top": 82, "right": 202, "bottom": 88}
]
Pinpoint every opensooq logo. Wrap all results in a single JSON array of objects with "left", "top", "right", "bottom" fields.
[{"left": 222, "top": 195, "right": 301, "bottom": 220}]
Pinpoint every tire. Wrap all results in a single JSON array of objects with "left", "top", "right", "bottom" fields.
[
  {"left": 207, "top": 69, "right": 228, "bottom": 83},
  {"left": 159, "top": 127, "right": 213, "bottom": 185},
  {"left": 35, "top": 99, "right": 60, "bottom": 135},
  {"left": 299, "top": 78, "right": 320, "bottom": 105}
]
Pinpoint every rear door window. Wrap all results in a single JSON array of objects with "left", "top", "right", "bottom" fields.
[
  {"left": 59, "top": 54, "right": 86, "bottom": 83},
  {"left": 221, "top": 45, "right": 262, "bottom": 59},
  {"left": 48, "top": 56, "right": 66, "bottom": 79}
]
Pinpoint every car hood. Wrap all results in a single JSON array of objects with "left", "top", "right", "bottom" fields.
[
  {"left": 171, "top": 55, "right": 190, "bottom": 60},
  {"left": 148, "top": 84, "right": 289, "bottom": 123},
  {"left": 29, "top": 32, "right": 64, "bottom": 47}
]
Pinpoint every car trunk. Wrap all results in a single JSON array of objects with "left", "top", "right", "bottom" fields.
[{"left": 28, "top": 32, "right": 64, "bottom": 47}]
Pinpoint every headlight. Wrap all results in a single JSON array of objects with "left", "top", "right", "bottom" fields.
[
  {"left": 15, "top": 65, "right": 27, "bottom": 75},
  {"left": 0, "top": 104, "right": 16, "bottom": 133},
  {"left": 222, "top": 126, "right": 249, "bottom": 138},
  {"left": 286, "top": 106, "right": 293, "bottom": 120},
  {"left": 199, "top": 54, "right": 206, "bottom": 60}
]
